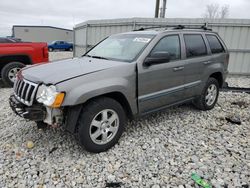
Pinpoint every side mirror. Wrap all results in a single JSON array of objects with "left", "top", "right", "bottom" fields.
[{"left": 144, "top": 51, "right": 170, "bottom": 66}]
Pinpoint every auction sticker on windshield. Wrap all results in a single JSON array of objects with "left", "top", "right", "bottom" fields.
[{"left": 133, "top": 38, "right": 151, "bottom": 43}]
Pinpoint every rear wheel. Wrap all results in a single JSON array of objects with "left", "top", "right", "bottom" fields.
[
  {"left": 193, "top": 77, "right": 219, "bottom": 111},
  {"left": 1, "top": 62, "right": 25, "bottom": 87},
  {"left": 76, "top": 97, "right": 126, "bottom": 153},
  {"left": 69, "top": 47, "right": 73, "bottom": 51}
]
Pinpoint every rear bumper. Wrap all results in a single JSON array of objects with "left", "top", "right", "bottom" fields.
[{"left": 9, "top": 95, "right": 46, "bottom": 121}]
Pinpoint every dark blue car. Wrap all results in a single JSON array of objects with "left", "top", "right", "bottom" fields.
[{"left": 48, "top": 41, "right": 73, "bottom": 52}]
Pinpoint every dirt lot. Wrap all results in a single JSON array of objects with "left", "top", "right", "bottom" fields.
[{"left": 0, "top": 53, "right": 249, "bottom": 187}]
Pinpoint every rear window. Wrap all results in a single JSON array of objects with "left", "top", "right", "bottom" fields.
[
  {"left": 0, "top": 38, "right": 14, "bottom": 43},
  {"left": 206, "top": 35, "right": 225, "bottom": 54},
  {"left": 184, "top": 34, "right": 207, "bottom": 58}
]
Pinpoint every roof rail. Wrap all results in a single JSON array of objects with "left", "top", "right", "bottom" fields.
[
  {"left": 173, "top": 24, "right": 212, "bottom": 31},
  {"left": 133, "top": 23, "right": 212, "bottom": 31},
  {"left": 133, "top": 26, "right": 167, "bottom": 31}
]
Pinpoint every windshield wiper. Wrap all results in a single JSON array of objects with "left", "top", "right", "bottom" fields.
[{"left": 85, "top": 55, "right": 109, "bottom": 60}]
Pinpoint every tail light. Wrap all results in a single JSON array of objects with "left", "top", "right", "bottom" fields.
[{"left": 43, "top": 46, "right": 48, "bottom": 59}]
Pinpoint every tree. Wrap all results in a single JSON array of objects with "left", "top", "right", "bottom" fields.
[
  {"left": 203, "top": 4, "right": 229, "bottom": 19},
  {"left": 220, "top": 5, "right": 230, "bottom": 19}
]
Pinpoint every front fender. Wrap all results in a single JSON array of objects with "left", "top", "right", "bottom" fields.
[
  {"left": 62, "top": 78, "right": 136, "bottom": 133},
  {"left": 56, "top": 62, "right": 137, "bottom": 114},
  {"left": 59, "top": 76, "right": 137, "bottom": 114},
  {"left": 71, "top": 78, "right": 129, "bottom": 105}
]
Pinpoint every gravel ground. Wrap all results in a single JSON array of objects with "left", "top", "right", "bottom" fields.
[
  {"left": 0, "top": 53, "right": 249, "bottom": 187},
  {"left": 0, "top": 77, "right": 249, "bottom": 187},
  {"left": 49, "top": 52, "right": 73, "bottom": 61},
  {"left": 226, "top": 75, "right": 250, "bottom": 88}
]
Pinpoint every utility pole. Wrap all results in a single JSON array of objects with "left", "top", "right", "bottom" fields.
[
  {"left": 155, "top": 0, "right": 160, "bottom": 18},
  {"left": 162, "top": 0, "right": 167, "bottom": 18}
]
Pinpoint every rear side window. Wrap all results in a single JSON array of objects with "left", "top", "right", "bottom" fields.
[
  {"left": 184, "top": 34, "right": 207, "bottom": 58},
  {"left": 151, "top": 35, "right": 181, "bottom": 61},
  {"left": 0, "top": 38, "right": 13, "bottom": 43},
  {"left": 206, "top": 35, "right": 225, "bottom": 54}
]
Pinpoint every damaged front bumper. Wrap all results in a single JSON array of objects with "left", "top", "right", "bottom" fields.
[{"left": 9, "top": 94, "right": 47, "bottom": 121}]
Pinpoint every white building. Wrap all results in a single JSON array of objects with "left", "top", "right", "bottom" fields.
[
  {"left": 74, "top": 18, "right": 250, "bottom": 75},
  {"left": 12, "top": 25, "right": 73, "bottom": 43}
]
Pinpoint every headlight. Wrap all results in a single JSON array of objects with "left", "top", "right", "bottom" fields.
[{"left": 36, "top": 85, "right": 65, "bottom": 108}]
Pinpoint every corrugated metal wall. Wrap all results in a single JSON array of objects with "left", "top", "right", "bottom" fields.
[{"left": 74, "top": 18, "right": 250, "bottom": 75}]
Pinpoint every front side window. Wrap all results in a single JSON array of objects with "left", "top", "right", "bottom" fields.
[
  {"left": 184, "top": 34, "right": 207, "bottom": 58},
  {"left": 86, "top": 34, "right": 155, "bottom": 62},
  {"left": 151, "top": 35, "right": 181, "bottom": 61},
  {"left": 206, "top": 35, "right": 225, "bottom": 54}
]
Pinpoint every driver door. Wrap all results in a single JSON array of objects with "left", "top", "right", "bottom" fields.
[{"left": 138, "top": 34, "right": 186, "bottom": 114}]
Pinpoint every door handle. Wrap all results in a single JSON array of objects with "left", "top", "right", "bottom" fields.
[
  {"left": 203, "top": 61, "right": 213, "bottom": 65},
  {"left": 173, "top": 66, "right": 184, "bottom": 71}
]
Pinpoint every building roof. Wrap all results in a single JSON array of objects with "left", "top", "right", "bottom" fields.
[
  {"left": 75, "top": 17, "right": 250, "bottom": 29},
  {"left": 12, "top": 25, "right": 73, "bottom": 32}
]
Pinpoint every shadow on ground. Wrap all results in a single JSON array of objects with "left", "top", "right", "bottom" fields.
[{"left": 0, "top": 80, "right": 7, "bottom": 89}]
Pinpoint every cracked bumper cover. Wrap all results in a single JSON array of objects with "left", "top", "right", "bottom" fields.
[{"left": 9, "top": 95, "right": 46, "bottom": 121}]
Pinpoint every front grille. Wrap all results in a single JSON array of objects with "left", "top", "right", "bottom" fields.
[{"left": 13, "top": 79, "right": 38, "bottom": 106}]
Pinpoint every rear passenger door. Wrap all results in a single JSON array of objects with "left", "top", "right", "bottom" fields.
[{"left": 181, "top": 33, "right": 211, "bottom": 98}]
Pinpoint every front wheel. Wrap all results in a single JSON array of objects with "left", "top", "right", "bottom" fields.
[
  {"left": 1, "top": 62, "right": 25, "bottom": 87},
  {"left": 48, "top": 47, "right": 53, "bottom": 52},
  {"left": 193, "top": 77, "right": 219, "bottom": 111},
  {"left": 76, "top": 97, "right": 126, "bottom": 153}
]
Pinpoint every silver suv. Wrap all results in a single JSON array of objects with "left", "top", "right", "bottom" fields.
[{"left": 9, "top": 26, "right": 229, "bottom": 153}]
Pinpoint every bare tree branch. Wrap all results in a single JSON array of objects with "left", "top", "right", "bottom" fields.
[
  {"left": 203, "top": 3, "right": 229, "bottom": 19},
  {"left": 220, "top": 5, "right": 229, "bottom": 19}
]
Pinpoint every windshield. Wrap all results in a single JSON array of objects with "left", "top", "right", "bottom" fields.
[{"left": 85, "top": 34, "right": 155, "bottom": 62}]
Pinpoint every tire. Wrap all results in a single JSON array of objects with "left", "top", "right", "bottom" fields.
[
  {"left": 36, "top": 121, "right": 48, "bottom": 130},
  {"left": 76, "top": 97, "right": 126, "bottom": 153},
  {"left": 48, "top": 47, "right": 53, "bottom": 52},
  {"left": 1, "top": 62, "right": 25, "bottom": 87},
  {"left": 193, "top": 77, "right": 219, "bottom": 111},
  {"left": 69, "top": 47, "right": 73, "bottom": 52}
]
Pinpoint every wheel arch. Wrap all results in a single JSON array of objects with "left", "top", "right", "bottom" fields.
[
  {"left": 209, "top": 72, "right": 223, "bottom": 88},
  {"left": 64, "top": 91, "right": 133, "bottom": 133},
  {"left": 99, "top": 92, "right": 133, "bottom": 119},
  {"left": 0, "top": 55, "right": 32, "bottom": 73}
]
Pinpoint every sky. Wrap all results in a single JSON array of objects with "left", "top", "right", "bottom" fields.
[{"left": 0, "top": 0, "right": 249, "bottom": 36}]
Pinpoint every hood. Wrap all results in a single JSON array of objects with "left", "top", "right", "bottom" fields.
[{"left": 22, "top": 57, "right": 127, "bottom": 84}]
